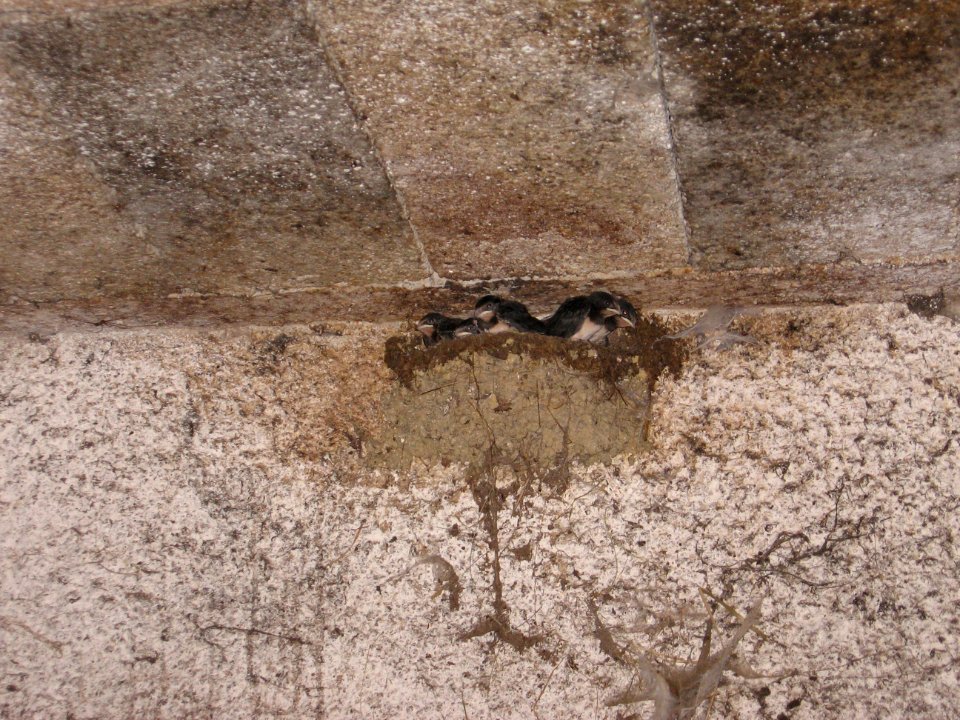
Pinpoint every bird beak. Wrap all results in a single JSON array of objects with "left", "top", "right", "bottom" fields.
[
  {"left": 474, "top": 309, "right": 495, "bottom": 322},
  {"left": 615, "top": 315, "right": 635, "bottom": 328},
  {"left": 601, "top": 307, "right": 620, "bottom": 319},
  {"left": 416, "top": 324, "right": 434, "bottom": 337}
]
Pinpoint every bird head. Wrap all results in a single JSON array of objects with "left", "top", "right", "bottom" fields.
[
  {"left": 587, "top": 291, "right": 623, "bottom": 319},
  {"left": 472, "top": 294, "right": 503, "bottom": 322},
  {"left": 615, "top": 295, "right": 638, "bottom": 328},
  {"left": 454, "top": 318, "right": 484, "bottom": 337},
  {"left": 416, "top": 312, "right": 447, "bottom": 337}
]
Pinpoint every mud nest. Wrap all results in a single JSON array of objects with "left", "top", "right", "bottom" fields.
[
  {"left": 385, "top": 314, "right": 684, "bottom": 390},
  {"left": 370, "top": 316, "right": 686, "bottom": 473}
]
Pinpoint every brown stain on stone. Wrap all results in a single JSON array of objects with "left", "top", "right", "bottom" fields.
[
  {"left": 652, "top": 0, "right": 960, "bottom": 270},
  {"left": 1, "top": 0, "right": 423, "bottom": 301},
  {"left": 412, "top": 174, "right": 639, "bottom": 277},
  {"left": 183, "top": 325, "right": 395, "bottom": 466},
  {"left": 440, "top": 183, "right": 624, "bottom": 244},
  {"left": 656, "top": 0, "right": 958, "bottom": 117}
]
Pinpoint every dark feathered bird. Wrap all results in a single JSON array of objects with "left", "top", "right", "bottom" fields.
[
  {"left": 416, "top": 312, "right": 465, "bottom": 346},
  {"left": 545, "top": 291, "right": 624, "bottom": 342},
  {"left": 472, "top": 295, "right": 547, "bottom": 334},
  {"left": 417, "top": 313, "right": 491, "bottom": 346},
  {"left": 586, "top": 295, "right": 638, "bottom": 344},
  {"left": 453, "top": 317, "right": 489, "bottom": 337},
  {"left": 614, "top": 295, "right": 638, "bottom": 328}
]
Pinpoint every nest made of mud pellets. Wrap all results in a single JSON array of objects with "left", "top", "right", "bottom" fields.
[{"left": 368, "top": 317, "right": 685, "bottom": 474}]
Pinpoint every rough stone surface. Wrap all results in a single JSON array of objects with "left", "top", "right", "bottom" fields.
[
  {"left": 0, "top": 0, "right": 183, "bottom": 12},
  {"left": 1, "top": 0, "right": 959, "bottom": 327},
  {"left": 1, "top": 305, "right": 959, "bottom": 718},
  {"left": 0, "top": 331, "right": 326, "bottom": 718},
  {"left": 2, "top": 258, "right": 957, "bottom": 335},
  {"left": 0, "top": 0, "right": 426, "bottom": 304},
  {"left": 316, "top": 0, "right": 689, "bottom": 280},
  {"left": 0, "top": 322, "right": 392, "bottom": 718},
  {"left": 652, "top": 0, "right": 960, "bottom": 270}
]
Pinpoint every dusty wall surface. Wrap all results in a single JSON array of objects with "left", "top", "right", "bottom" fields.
[{"left": 2, "top": 304, "right": 959, "bottom": 719}]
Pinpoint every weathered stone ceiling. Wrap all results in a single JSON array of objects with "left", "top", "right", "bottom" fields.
[
  {"left": 0, "top": 0, "right": 958, "bottom": 329},
  {"left": 315, "top": 0, "right": 687, "bottom": 280},
  {"left": 1, "top": 0, "right": 425, "bottom": 302},
  {"left": 652, "top": 0, "right": 960, "bottom": 270}
]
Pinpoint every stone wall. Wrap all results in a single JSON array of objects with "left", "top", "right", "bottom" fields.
[{"left": 2, "top": 306, "right": 959, "bottom": 718}]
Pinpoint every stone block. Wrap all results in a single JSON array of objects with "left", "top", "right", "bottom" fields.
[
  {"left": 652, "top": 0, "right": 960, "bottom": 269},
  {"left": 0, "top": 0, "right": 426, "bottom": 304},
  {"left": 317, "top": 0, "right": 689, "bottom": 280}
]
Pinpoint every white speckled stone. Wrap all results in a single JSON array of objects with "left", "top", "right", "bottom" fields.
[{"left": 2, "top": 305, "right": 959, "bottom": 718}]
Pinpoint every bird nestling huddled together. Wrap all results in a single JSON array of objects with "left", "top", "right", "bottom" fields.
[{"left": 416, "top": 291, "right": 638, "bottom": 347}]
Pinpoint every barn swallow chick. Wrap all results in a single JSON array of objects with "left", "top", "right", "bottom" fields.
[
  {"left": 472, "top": 295, "right": 547, "bottom": 334},
  {"left": 472, "top": 294, "right": 503, "bottom": 323},
  {"left": 453, "top": 317, "right": 488, "bottom": 337},
  {"left": 545, "top": 291, "right": 624, "bottom": 342},
  {"left": 416, "top": 312, "right": 465, "bottom": 346},
  {"left": 614, "top": 295, "right": 638, "bottom": 328},
  {"left": 586, "top": 294, "right": 638, "bottom": 345}
]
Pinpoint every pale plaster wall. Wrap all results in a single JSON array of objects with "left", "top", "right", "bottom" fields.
[{"left": 1, "top": 304, "right": 958, "bottom": 719}]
